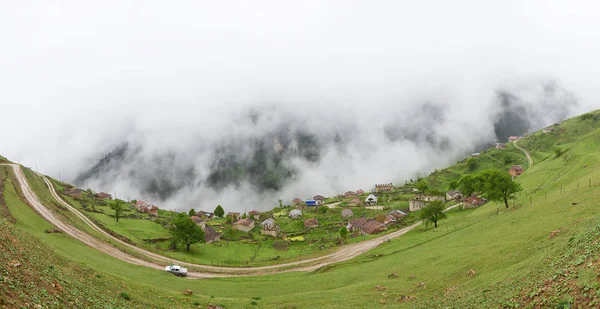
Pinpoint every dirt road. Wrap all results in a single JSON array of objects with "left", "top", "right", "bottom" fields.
[
  {"left": 513, "top": 140, "right": 533, "bottom": 166},
  {"left": 2, "top": 163, "right": 457, "bottom": 278}
]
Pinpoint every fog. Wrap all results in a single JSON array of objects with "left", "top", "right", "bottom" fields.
[{"left": 1, "top": 1, "right": 598, "bottom": 212}]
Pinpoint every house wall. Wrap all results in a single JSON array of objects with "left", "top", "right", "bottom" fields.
[
  {"left": 233, "top": 222, "right": 255, "bottom": 233},
  {"left": 261, "top": 229, "right": 278, "bottom": 237},
  {"left": 206, "top": 236, "right": 220, "bottom": 244},
  {"left": 409, "top": 200, "right": 429, "bottom": 211}
]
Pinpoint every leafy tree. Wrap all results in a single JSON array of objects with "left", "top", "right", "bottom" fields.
[
  {"left": 214, "top": 205, "right": 225, "bottom": 218},
  {"left": 339, "top": 226, "right": 349, "bottom": 243},
  {"left": 242, "top": 213, "right": 247, "bottom": 219},
  {"left": 109, "top": 199, "right": 126, "bottom": 223},
  {"left": 478, "top": 169, "right": 522, "bottom": 209},
  {"left": 457, "top": 175, "right": 480, "bottom": 197},
  {"left": 415, "top": 180, "right": 429, "bottom": 193},
  {"left": 278, "top": 199, "right": 283, "bottom": 208},
  {"left": 375, "top": 213, "right": 386, "bottom": 223},
  {"left": 170, "top": 213, "right": 205, "bottom": 251},
  {"left": 188, "top": 208, "right": 196, "bottom": 217},
  {"left": 420, "top": 200, "right": 447, "bottom": 228},
  {"left": 467, "top": 158, "right": 478, "bottom": 171},
  {"left": 448, "top": 180, "right": 458, "bottom": 191}
]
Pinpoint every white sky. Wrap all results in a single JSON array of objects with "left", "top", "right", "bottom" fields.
[{"left": 0, "top": 1, "right": 598, "bottom": 210}]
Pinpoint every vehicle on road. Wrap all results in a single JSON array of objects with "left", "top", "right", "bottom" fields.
[{"left": 165, "top": 265, "right": 188, "bottom": 277}]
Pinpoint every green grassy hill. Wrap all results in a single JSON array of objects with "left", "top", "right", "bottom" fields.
[{"left": 2, "top": 109, "right": 600, "bottom": 308}]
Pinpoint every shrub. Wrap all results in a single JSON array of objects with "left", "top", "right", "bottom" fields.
[{"left": 120, "top": 292, "right": 131, "bottom": 301}]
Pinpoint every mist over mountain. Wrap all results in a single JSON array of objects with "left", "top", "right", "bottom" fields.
[{"left": 72, "top": 80, "right": 577, "bottom": 211}]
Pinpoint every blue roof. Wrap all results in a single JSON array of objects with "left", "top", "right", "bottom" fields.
[{"left": 305, "top": 200, "right": 317, "bottom": 206}]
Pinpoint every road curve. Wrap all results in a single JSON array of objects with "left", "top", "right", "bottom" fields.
[
  {"left": 513, "top": 139, "right": 533, "bottom": 167},
  {"left": 2, "top": 163, "right": 458, "bottom": 278}
]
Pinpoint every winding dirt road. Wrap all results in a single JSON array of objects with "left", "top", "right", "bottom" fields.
[
  {"left": 513, "top": 139, "right": 533, "bottom": 167},
  {"left": 2, "top": 163, "right": 457, "bottom": 278}
]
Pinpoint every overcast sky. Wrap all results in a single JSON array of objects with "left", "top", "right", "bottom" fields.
[{"left": 0, "top": 1, "right": 598, "bottom": 210}]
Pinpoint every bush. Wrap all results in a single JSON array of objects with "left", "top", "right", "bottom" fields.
[
  {"left": 120, "top": 292, "right": 131, "bottom": 301},
  {"left": 318, "top": 206, "right": 328, "bottom": 214}
]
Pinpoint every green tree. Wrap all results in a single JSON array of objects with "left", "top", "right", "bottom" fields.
[
  {"left": 415, "top": 180, "right": 429, "bottom": 193},
  {"left": 214, "top": 205, "right": 225, "bottom": 218},
  {"left": 170, "top": 213, "right": 205, "bottom": 251},
  {"left": 278, "top": 199, "right": 283, "bottom": 208},
  {"left": 339, "top": 226, "right": 349, "bottom": 243},
  {"left": 448, "top": 180, "right": 458, "bottom": 191},
  {"left": 420, "top": 200, "right": 447, "bottom": 228},
  {"left": 188, "top": 208, "right": 196, "bottom": 217},
  {"left": 467, "top": 158, "right": 478, "bottom": 171},
  {"left": 478, "top": 169, "right": 523, "bottom": 209},
  {"left": 109, "top": 199, "right": 126, "bottom": 223},
  {"left": 242, "top": 213, "right": 247, "bottom": 219},
  {"left": 318, "top": 206, "right": 328, "bottom": 214},
  {"left": 457, "top": 175, "right": 481, "bottom": 197}
]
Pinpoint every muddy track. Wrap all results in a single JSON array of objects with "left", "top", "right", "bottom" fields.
[
  {"left": 513, "top": 140, "right": 534, "bottom": 167},
  {"left": 1, "top": 163, "right": 458, "bottom": 278}
]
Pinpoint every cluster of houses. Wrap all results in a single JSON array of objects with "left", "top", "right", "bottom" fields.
[
  {"left": 135, "top": 200, "right": 159, "bottom": 216},
  {"left": 346, "top": 209, "right": 407, "bottom": 235},
  {"left": 409, "top": 190, "right": 488, "bottom": 212}
]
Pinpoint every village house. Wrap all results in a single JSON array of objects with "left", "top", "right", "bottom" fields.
[
  {"left": 289, "top": 209, "right": 302, "bottom": 219},
  {"left": 347, "top": 217, "right": 369, "bottom": 233},
  {"left": 543, "top": 126, "right": 555, "bottom": 134},
  {"left": 470, "top": 153, "right": 481, "bottom": 158},
  {"left": 360, "top": 220, "right": 387, "bottom": 235},
  {"left": 304, "top": 218, "right": 319, "bottom": 229},
  {"left": 203, "top": 227, "right": 220, "bottom": 244},
  {"left": 232, "top": 218, "right": 255, "bottom": 233},
  {"left": 63, "top": 186, "right": 83, "bottom": 199},
  {"left": 446, "top": 190, "right": 463, "bottom": 201},
  {"left": 375, "top": 183, "right": 393, "bottom": 193},
  {"left": 260, "top": 218, "right": 279, "bottom": 237},
  {"left": 312, "top": 195, "right": 325, "bottom": 205},
  {"left": 344, "top": 191, "right": 356, "bottom": 198},
  {"left": 226, "top": 212, "right": 241, "bottom": 221},
  {"left": 341, "top": 208, "right": 354, "bottom": 218},
  {"left": 146, "top": 205, "right": 159, "bottom": 216},
  {"left": 135, "top": 201, "right": 158, "bottom": 216},
  {"left": 292, "top": 198, "right": 304, "bottom": 205},
  {"left": 95, "top": 192, "right": 112, "bottom": 200},
  {"left": 409, "top": 195, "right": 446, "bottom": 212},
  {"left": 495, "top": 143, "right": 506, "bottom": 149},
  {"left": 356, "top": 189, "right": 364, "bottom": 195},
  {"left": 508, "top": 136, "right": 521, "bottom": 142},
  {"left": 383, "top": 214, "right": 397, "bottom": 225},
  {"left": 190, "top": 216, "right": 206, "bottom": 228},
  {"left": 348, "top": 197, "right": 362, "bottom": 207},
  {"left": 248, "top": 210, "right": 260, "bottom": 220},
  {"left": 463, "top": 196, "right": 487, "bottom": 209},
  {"left": 364, "top": 194, "right": 378, "bottom": 206},
  {"left": 388, "top": 209, "right": 407, "bottom": 220},
  {"left": 509, "top": 165, "right": 524, "bottom": 177},
  {"left": 196, "top": 210, "right": 214, "bottom": 219}
]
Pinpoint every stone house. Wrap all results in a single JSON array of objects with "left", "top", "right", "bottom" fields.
[
  {"left": 347, "top": 217, "right": 368, "bottom": 233},
  {"left": 190, "top": 216, "right": 206, "bottom": 228},
  {"left": 203, "top": 227, "right": 220, "bottom": 244},
  {"left": 260, "top": 218, "right": 279, "bottom": 237},
  {"left": 388, "top": 209, "right": 407, "bottom": 220},
  {"left": 226, "top": 212, "right": 241, "bottom": 221},
  {"left": 360, "top": 220, "right": 387, "bottom": 235},
  {"left": 313, "top": 195, "right": 325, "bottom": 202},
  {"left": 196, "top": 210, "right": 214, "bottom": 219},
  {"left": 95, "top": 192, "right": 112, "bottom": 200},
  {"left": 495, "top": 143, "right": 506, "bottom": 149},
  {"left": 409, "top": 195, "right": 446, "bottom": 212},
  {"left": 232, "top": 218, "right": 255, "bottom": 233},
  {"left": 375, "top": 183, "right": 393, "bottom": 193},
  {"left": 356, "top": 189, "right": 364, "bottom": 195},
  {"left": 543, "top": 127, "right": 555, "bottom": 134},
  {"left": 508, "top": 136, "right": 521, "bottom": 142},
  {"left": 463, "top": 196, "right": 487, "bottom": 209},
  {"left": 344, "top": 191, "right": 356, "bottom": 198},
  {"left": 348, "top": 197, "right": 362, "bottom": 207},
  {"left": 248, "top": 210, "right": 260, "bottom": 220},
  {"left": 509, "top": 165, "right": 524, "bottom": 177},
  {"left": 446, "top": 190, "right": 463, "bottom": 201},
  {"left": 292, "top": 198, "right": 304, "bottom": 205},
  {"left": 63, "top": 186, "right": 83, "bottom": 199},
  {"left": 383, "top": 214, "right": 397, "bottom": 225},
  {"left": 341, "top": 208, "right": 354, "bottom": 218},
  {"left": 364, "top": 194, "right": 377, "bottom": 206},
  {"left": 289, "top": 209, "right": 302, "bottom": 219},
  {"left": 304, "top": 218, "right": 319, "bottom": 229},
  {"left": 470, "top": 153, "right": 481, "bottom": 158}
]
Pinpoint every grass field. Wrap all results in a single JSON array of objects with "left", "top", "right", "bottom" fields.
[{"left": 2, "top": 109, "right": 600, "bottom": 308}]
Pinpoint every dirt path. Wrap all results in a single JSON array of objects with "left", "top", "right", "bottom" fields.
[
  {"left": 1, "top": 163, "right": 459, "bottom": 278},
  {"left": 513, "top": 140, "right": 533, "bottom": 166}
]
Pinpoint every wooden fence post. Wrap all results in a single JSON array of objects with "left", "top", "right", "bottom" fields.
[{"left": 530, "top": 196, "right": 532, "bottom": 205}]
